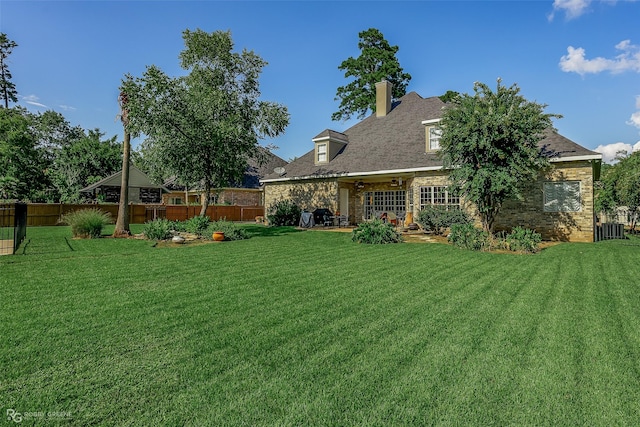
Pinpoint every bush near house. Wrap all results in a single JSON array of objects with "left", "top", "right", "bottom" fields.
[
  {"left": 506, "top": 227, "right": 542, "bottom": 253},
  {"left": 352, "top": 218, "right": 403, "bottom": 244},
  {"left": 267, "top": 199, "right": 302, "bottom": 226},
  {"left": 60, "top": 208, "right": 112, "bottom": 238},
  {"left": 416, "top": 206, "right": 471, "bottom": 235},
  {"left": 449, "top": 223, "right": 542, "bottom": 253},
  {"left": 448, "top": 223, "right": 490, "bottom": 251}
]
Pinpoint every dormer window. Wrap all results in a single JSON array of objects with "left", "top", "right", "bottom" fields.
[
  {"left": 312, "top": 130, "right": 349, "bottom": 166},
  {"left": 317, "top": 143, "right": 327, "bottom": 163},
  {"left": 422, "top": 118, "right": 442, "bottom": 152},
  {"left": 429, "top": 128, "right": 442, "bottom": 150}
]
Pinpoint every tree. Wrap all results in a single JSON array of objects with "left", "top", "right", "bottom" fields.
[
  {"left": 332, "top": 28, "right": 411, "bottom": 121},
  {"left": 0, "top": 107, "right": 43, "bottom": 200},
  {"left": 439, "top": 79, "right": 560, "bottom": 233},
  {"left": 439, "top": 90, "right": 459, "bottom": 103},
  {"left": 49, "top": 129, "right": 122, "bottom": 202},
  {"left": 113, "top": 91, "right": 132, "bottom": 237},
  {"left": 596, "top": 151, "right": 640, "bottom": 232},
  {"left": 32, "top": 110, "right": 85, "bottom": 160},
  {"left": 122, "top": 29, "right": 289, "bottom": 216},
  {"left": 0, "top": 33, "right": 18, "bottom": 108}
]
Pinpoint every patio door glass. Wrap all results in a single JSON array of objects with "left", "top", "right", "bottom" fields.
[{"left": 363, "top": 190, "right": 406, "bottom": 220}]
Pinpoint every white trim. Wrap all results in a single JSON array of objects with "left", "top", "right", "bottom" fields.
[
  {"left": 260, "top": 165, "right": 444, "bottom": 183},
  {"left": 312, "top": 135, "right": 349, "bottom": 144},
  {"left": 421, "top": 118, "right": 441, "bottom": 125},
  {"left": 260, "top": 154, "right": 602, "bottom": 184},
  {"left": 549, "top": 154, "right": 602, "bottom": 162}
]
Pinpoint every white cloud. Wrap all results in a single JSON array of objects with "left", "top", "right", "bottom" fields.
[
  {"left": 22, "top": 94, "right": 47, "bottom": 108},
  {"left": 594, "top": 141, "right": 640, "bottom": 163},
  {"left": 58, "top": 104, "right": 76, "bottom": 112},
  {"left": 548, "top": 0, "right": 592, "bottom": 21},
  {"left": 626, "top": 95, "right": 640, "bottom": 130},
  {"left": 559, "top": 40, "right": 640, "bottom": 75},
  {"left": 628, "top": 111, "right": 640, "bottom": 129}
]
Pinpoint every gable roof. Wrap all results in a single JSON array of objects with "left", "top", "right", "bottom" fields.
[
  {"left": 80, "top": 164, "right": 170, "bottom": 193},
  {"left": 241, "top": 148, "right": 288, "bottom": 188},
  {"left": 262, "top": 91, "right": 601, "bottom": 182}
]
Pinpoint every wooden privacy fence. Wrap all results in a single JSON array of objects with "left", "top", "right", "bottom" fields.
[
  {"left": 594, "top": 222, "right": 625, "bottom": 242},
  {"left": 25, "top": 203, "right": 264, "bottom": 226}
]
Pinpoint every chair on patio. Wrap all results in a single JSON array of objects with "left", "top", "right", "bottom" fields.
[
  {"left": 387, "top": 212, "right": 398, "bottom": 227},
  {"left": 337, "top": 215, "right": 348, "bottom": 228}
]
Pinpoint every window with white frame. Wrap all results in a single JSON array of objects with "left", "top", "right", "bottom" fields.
[
  {"left": 429, "top": 127, "right": 442, "bottom": 151},
  {"left": 364, "top": 190, "right": 406, "bottom": 220},
  {"left": 544, "top": 181, "right": 581, "bottom": 212},
  {"left": 317, "top": 143, "right": 327, "bottom": 163},
  {"left": 420, "top": 186, "right": 460, "bottom": 210}
]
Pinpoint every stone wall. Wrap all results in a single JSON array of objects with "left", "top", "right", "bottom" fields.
[
  {"left": 264, "top": 179, "right": 339, "bottom": 213},
  {"left": 493, "top": 160, "right": 595, "bottom": 242},
  {"left": 263, "top": 160, "right": 596, "bottom": 242},
  {"left": 217, "top": 189, "right": 262, "bottom": 206}
]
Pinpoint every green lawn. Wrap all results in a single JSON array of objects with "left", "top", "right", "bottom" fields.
[{"left": 1, "top": 225, "right": 640, "bottom": 425}]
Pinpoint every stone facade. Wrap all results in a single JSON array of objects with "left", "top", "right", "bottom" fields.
[
  {"left": 263, "top": 160, "right": 597, "bottom": 241},
  {"left": 493, "top": 160, "right": 595, "bottom": 242},
  {"left": 264, "top": 179, "right": 339, "bottom": 214}
]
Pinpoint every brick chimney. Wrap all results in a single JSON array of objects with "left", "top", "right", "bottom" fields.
[{"left": 375, "top": 80, "right": 393, "bottom": 117}]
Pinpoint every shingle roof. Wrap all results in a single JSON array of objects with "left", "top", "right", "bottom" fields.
[
  {"left": 262, "top": 91, "right": 600, "bottom": 181},
  {"left": 166, "top": 147, "right": 287, "bottom": 190}
]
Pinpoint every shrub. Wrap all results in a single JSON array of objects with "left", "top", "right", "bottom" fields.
[
  {"left": 169, "top": 219, "right": 187, "bottom": 232},
  {"left": 267, "top": 199, "right": 302, "bottom": 226},
  {"left": 506, "top": 227, "right": 542, "bottom": 253},
  {"left": 143, "top": 218, "right": 174, "bottom": 240},
  {"left": 352, "top": 219, "right": 403, "bottom": 244},
  {"left": 207, "top": 219, "right": 249, "bottom": 241},
  {"left": 60, "top": 208, "right": 112, "bottom": 238},
  {"left": 184, "top": 215, "right": 211, "bottom": 236},
  {"left": 416, "top": 206, "right": 471, "bottom": 235},
  {"left": 448, "top": 223, "right": 490, "bottom": 251}
]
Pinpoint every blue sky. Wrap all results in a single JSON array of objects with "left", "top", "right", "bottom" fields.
[{"left": 2, "top": 0, "right": 639, "bottom": 163}]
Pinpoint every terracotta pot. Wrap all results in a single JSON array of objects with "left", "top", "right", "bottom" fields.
[{"left": 212, "top": 231, "right": 225, "bottom": 241}]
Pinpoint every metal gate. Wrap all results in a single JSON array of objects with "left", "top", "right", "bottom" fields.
[{"left": 0, "top": 202, "right": 27, "bottom": 255}]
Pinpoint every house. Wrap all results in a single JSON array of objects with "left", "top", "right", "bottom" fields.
[
  {"left": 261, "top": 81, "right": 602, "bottom": 242},
  {"left": 163, "top": 148, "right": 287, "bottom": 206},
  {"left": 80, "top": 164, "right": 170, "bottom": 204}
]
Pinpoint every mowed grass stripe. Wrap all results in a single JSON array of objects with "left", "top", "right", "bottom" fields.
[{"left": 2, "top": 226, "right": 640, "bottom": 425}]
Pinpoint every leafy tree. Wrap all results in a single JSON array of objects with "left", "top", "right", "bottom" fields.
[
  {"left": 332, "top": 28, "right": 411, "bottom": 121},
  {"left": 0, "top": 107, "right": 43, "bottom": 200},
  {"left": 439, "top": 90, "right": 459, "bottom": 103},
  {"left": 122, "top": 29, "right": 289, "bottom": 216},
  {"left": 50, "top": 129, "right": 122, "bottom": 202},
  {"left": 0, "top": 33, "right": 18, "bottom": 108},
  {"left": 439, "top": 79, "right": 559, "bottom": 233},
  {"left": 596, "top": 151, "right": 640, "bottom": 232},
  {"left": 32, "top": 110, "right": 84, "bottom": 160}
]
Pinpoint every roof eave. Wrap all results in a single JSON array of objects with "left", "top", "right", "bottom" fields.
[
  {"left": 549, "top": 154, "right": 602, "bottom": 163},
  {"left": 260, "top": 165, "right": 445, "bottom": 183}
]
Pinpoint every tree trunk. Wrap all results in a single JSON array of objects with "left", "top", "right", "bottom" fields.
[
  {"left": 113, "top": 130, "right": 131, "bottom": 237},
  {"left": 199, "top": 183, "right": 210, "bottom": 217}
]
